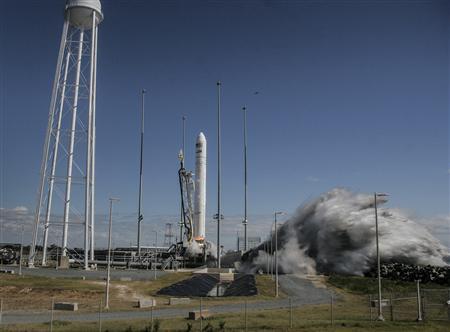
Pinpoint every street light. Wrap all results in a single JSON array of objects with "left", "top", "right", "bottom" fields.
[
  {"left": 274, "top": 211, "right": 285, "bottom": 297},
  {"left": 152, "top": 230, "right": 158, "bottom": 280},
  {"left": 105, "top": 197, "right": 120, "bottom": 310},
  {"left": 374, "top": 192, "right": 389, "bottom": 321}
]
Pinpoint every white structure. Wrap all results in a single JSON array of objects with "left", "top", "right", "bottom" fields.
[
  {"left": 29, "top": 0, "right": 103, "bottom": 269},
  {"left": 193, "top": 132, "right": 207, "bottom": 240}
]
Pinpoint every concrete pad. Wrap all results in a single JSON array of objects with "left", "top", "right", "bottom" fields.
[
  {"left": 188, "top": 310, "right": 210, "bottom": 320},
  {"left": 54, "top": 302, "right": 78, "bottom": 311},
  {"left": 169, "top": 297, "right": 191, "bottom": 305},
  {"left": 138, "top": 298, "right": 156, "bottom": 308}
]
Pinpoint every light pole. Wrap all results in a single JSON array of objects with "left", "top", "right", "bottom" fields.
[
  {"left": 216, "top": 81, "right": 222, "bottom": 268},
  {"left": 152, "top": 230, "right": 158, "bottom": 280},
  {"left": 274, "top": 211, "right": 284, "bottom": 297},
  {"left": 137, "top": 89, "right": 145, "bottom": 257},
  {"left": 374, "top": 192, "right": 388, "bottom": 321},
  {"left": 105, "top": 197, "right": 120, "bottom": 310},
  {"left": 242, "top": 106, "right": 248, "bottom": 252}
]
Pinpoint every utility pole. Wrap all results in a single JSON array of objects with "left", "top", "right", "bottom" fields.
[
  {"left": 137, "top": 89, "right": 145, "bottom": 257},
  {"left": 216, "top": 81, "right": 222, "bottom": 268},
  {"left": 105, "top": 197, "right": 119, "bottom": 310},
  {"left": 242, "top": 106, "right": 248, "bottom": 251}
]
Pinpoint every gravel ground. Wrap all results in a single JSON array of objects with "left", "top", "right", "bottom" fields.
[
  {"left": 1, "top": 274, "right": 334, "bottom": 325},
  {"left": 2, "top": 266, "right": 166, "bottom": 281}
]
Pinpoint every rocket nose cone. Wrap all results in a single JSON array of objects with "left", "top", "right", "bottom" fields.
[{"left": 197, "top": 132, "right": 206, "bottom": 143}]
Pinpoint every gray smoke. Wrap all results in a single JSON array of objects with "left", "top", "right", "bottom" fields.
[{"left": 241, "top": 188, "right": 449, "bottom": 275}]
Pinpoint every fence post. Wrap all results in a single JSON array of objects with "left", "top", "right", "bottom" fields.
[
  {"left": 244, "top": 300, "right": 248, "bottom": 332},
  {"left": 416, "top": 280, "right": 422, "bottom": 322},
  {"left": 389, "top": 293, "right": 394, "bottom": 321},
  {"left": 98, "top": 298, "right": 102, "bottom": 332},
  {"left": 199, "top": 298, "right": 202, "bottom": 332},
  {"left": 289, "top": 297, "right": 293, "bottom": 329},
  {"left": 447, "top": 290, "right": 450, "bottom": 321},
  {"left": 150, "top": 305, "right": 154, "bottom": 328},
  {"left": 369, "top": 294, "right": 373, "bottom": 321},
  {"left": 0, "top": 298, "right": 3, "bottom": 325},
  {"left": 50, "top": 298, "right": 54, "bottom": 332},
  {"left": 421, "top": 291, "right": 426, "bottom": 321},
  {"left": 330, "top": 294, "right": 334, "bottom": 326}
]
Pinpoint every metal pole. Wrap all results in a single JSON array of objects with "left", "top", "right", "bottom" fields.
[
  {"left": 90, "top": 22, "right": 99, "bottom": 263},
  {"left": 50, "top": 298, "right": 54, "bottom": 332},
  {"left": 374, "top": 193, "right": 384, "bottom": 321},
  {"left": 265, "top": 240, "right": 269, "bottom": 274},
  {"left": 19, "top": 225, "right": 24, "bottom": 276},
  {"left": 243, "top": 106, "right": 248, "bottom": 252},
  {"left": 137, "top": 89, "right": 146, "bottom": 257},
  {"left": 244, "top": 300, "right": 248, "bottom": 331},
  {"left": 416, "top": 279, "right": 422, "bottom": 321},
  {"left": 42, "top": 49, "right": 71, "bottom": 266},
  {"left": 150, "top": 306, "right": 154, "bottom": 327},
  {"left": 0, "top": 298, "right": 3, "bottom": 325},
  {"left": 216, "top": 81, "right": 222, "bottom": 269},
  {"left": 29, "top": 19, "right": 69, "bottom": 268},
  {"left": 98, "top": 299, "right": 102, "bottom": 332},
  {"left": 275, "top": 213, "right": 278, "bottom": 297},
  {"left": 62, "top": 28, "right": 85, "bottom": 260},
  {"left": 289, "top": 297, "right": 293, "bottom": 328},
  {"left": 200, "top": 298, "right": 203, "bottom": 331},
  {"left": 330, "top": 295, "right": 334, "bottom": 326},
  {"left": 85, "top": 12, "right": 97, "bottom": 271},
  {"left": 105, "top": 198, "right": 119, "bottom": 310}
]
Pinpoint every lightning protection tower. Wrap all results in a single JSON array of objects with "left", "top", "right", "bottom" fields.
[{"left": 29, "top": 0, "right": 104, "bottom": 270}]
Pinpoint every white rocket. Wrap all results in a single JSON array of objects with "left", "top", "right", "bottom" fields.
[{"left": 193, "top": 132, "right": 207, "bottom": 240}]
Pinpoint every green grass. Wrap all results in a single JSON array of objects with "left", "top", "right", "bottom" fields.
[{"left": 327, "top": 275, "right": 447, "bottom": 295}]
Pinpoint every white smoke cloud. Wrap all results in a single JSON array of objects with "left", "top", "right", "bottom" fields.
[{"left": 242, "top": 188, "right": 450, "bottom": 276}]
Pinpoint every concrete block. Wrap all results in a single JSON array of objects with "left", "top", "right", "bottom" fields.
[
  {"left": 188, "top": 310, "right": 210, "bottom": 320},
  {"left": 58, "top": 256, "right": 70, "bottom": 269},
  {"left": 138, "top": 298, "right": 156, "bottom": 308},
  {"left": 371, "top": 299, "right": 390, "bottom": 308},
  {"left": 54, "top": 302, "right": 78, "bottom": 311},
  {"left": 219, "top": 273, "right": 234, "bottom": 282},
  {"left": 169, "top": 297, "right": 191, "bottom": 305},
  {"left": 119, "top": 277, "right": 132, "bottom": 282}
]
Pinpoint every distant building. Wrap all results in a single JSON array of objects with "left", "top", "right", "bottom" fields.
[{"left": 237, "top": 236, "right": 261, "bottom": 252}]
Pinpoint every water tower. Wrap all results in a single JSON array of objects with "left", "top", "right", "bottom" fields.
[{"left": 29, "top": 0, "right": 104, "bottom": 270}]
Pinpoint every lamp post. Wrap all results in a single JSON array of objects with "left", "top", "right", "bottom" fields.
[
  {"left": 216, "top": 81, "right": 222, "bottom": 268},
  {"left": 374, "top": 192, "right": 388, "bottom": 321},
  {"left": 274, "top": 211, "right": 284, "bottom": 297},
  {"left": 105, "top": 197, "right": 120, "bottom": 310},
  {"left": 242, "top": 106, "right": 248, "bottom": 252}
]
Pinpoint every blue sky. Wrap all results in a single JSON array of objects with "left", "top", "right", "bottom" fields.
[{"left": 1, "top": 0, "right": 449, "bottom": 250}]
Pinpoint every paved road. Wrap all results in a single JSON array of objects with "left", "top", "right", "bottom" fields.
[
  {"left": 1, "top": 274, "right": 334, "bottom": 325},
  {"left": 2, "top": 266, "right": 166, "bottom": 281}
]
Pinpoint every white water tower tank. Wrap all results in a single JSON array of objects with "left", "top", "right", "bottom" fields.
[{"left": 65, "top": 0, "right": 103, "bottom": 29}]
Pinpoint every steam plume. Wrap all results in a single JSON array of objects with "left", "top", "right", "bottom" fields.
[{"left": 241, "top": 188, "right": 449, "bottom": 275}]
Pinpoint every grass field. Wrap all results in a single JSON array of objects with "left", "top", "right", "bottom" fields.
[
  {"left": 0, "top": 272, "right": 280, "bottom": 312},
  {"left": 1, "top": 273, "right": 449, "bottom": 331}
]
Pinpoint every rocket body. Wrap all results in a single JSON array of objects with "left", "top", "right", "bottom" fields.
[{"left": 193, "top": 132, "right": 207, "bottom": 240}]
